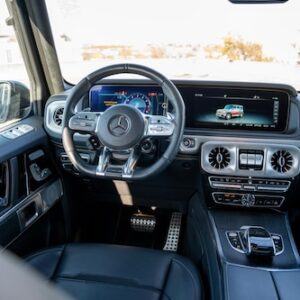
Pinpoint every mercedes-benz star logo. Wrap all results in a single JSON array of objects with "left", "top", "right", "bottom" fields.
[{"left": 109, "top": 115, "right": 130, "bottom": 136}]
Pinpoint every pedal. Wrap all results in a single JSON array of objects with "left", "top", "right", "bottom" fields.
[
  {"left": 130, "top": 213, "right": 156, "bottom": 233},
  {"left": 163, "top": 212, "right": 182, "bottom": 252}
]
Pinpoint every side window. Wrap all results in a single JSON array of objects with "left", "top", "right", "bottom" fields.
[{"left": 0, "top": 2, "right": 31, "bottom": 128}]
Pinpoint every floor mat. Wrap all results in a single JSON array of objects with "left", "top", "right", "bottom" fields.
[{"left": 74, "top": 203, "right": 184, "bottom": 251}]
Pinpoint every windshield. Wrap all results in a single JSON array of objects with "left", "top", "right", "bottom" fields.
[{"left": 46, "top": 0, "right": 300, "bottom": 89}]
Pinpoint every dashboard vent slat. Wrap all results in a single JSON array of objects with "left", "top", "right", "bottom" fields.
[
  {"left": 271, "top": 150, "right": 293, "bottom": 173},
  {"left": 208, "top": 147, "right": 231, "bottom": 169},
  {"left": 53, "top": 107, "right": 64, "bottom": 126}
]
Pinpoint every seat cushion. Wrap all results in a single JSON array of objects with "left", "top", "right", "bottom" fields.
[{"left": 26, "top": 244, "right": 202, "bottom": 300}]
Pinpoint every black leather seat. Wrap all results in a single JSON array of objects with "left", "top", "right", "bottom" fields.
[{"left": 26, "top": 244, "right": 202, "bottom": 300}]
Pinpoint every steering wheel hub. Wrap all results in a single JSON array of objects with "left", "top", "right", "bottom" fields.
[
  {"left": 108, "top": 115, "right": 130, "bottom": 137},
  {"left": 97, "top": 104, "right": 145, "bottom": 150}
]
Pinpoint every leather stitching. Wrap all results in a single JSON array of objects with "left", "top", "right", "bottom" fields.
[
  {"left": 159, "top": 259, "right": 173, "bottom": 300},
  {"left": 55, "top": 275, "right": 162, "bottom": 295},
  {"left": 51, "top": 245, "right": 66, "bottom": 280},
  {"left": 25, "top": 247, "right": 64, "bottom": 262},
  {"left": 172, "top": 258, "right": 201, "bottom": 300}
]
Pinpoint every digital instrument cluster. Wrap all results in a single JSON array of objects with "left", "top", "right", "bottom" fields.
[{"left": 89, "top": 85, "right": 167, "bottom": 115}]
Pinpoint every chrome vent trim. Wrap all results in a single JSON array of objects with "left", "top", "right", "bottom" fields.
[
  {"left": 208, "top": 147, "right": 231, "bottom": 169},
  {"left": 201, "top": 141, "right": 300, "bottom": 178},
  {"left": 271, "top": 150, "right": 293, "bottom": 173},
  {"left": 53, "top": 106, "right": 64, "bottom": 126},
  {"left": 45, "top": 100, "right": 66, "bottom": 134}
]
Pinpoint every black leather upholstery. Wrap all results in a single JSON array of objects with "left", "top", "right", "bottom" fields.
[{"left": 26, "top": 244, "right": 202, "bottom": 300}]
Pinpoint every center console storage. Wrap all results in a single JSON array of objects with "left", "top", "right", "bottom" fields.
[
  {"left": 226, "top": 265, "right": 300, "bottom": 300},
  {"left": 186, "top": 192, "right": 300, "bottom": 300},
  {"left": 210, "top": 209, "right": 300, "bottom": 300}
]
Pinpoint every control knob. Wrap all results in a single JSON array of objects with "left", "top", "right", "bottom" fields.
[
  {"left": 241, "top": 194, "right": 255, "bottom": 207},
  {"left": 182, "top": 137, "right": 195, "bottom": 148}
]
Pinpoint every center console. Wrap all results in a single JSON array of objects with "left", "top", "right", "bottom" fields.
[
  {"left": 209, "top": 209, "right": 300, "bottom": 300},
  {"left": 199, "top": 141, "right": 300, "bottom": 209},
  {"left": 181, "top": 84, "right": 300, "bottom": 300}
]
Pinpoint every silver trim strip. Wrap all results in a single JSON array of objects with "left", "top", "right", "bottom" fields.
[
  {"left": 208, "top": 176, "right": 291, "bottom": 193},
  {"left": 45, "top": 101, "right": 65, "bottom": 134},
  {"left": 180, "top": 134, "right": 300, "bottom": 153}
]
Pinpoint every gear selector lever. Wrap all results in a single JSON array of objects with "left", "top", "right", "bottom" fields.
[{"left": 241, "top": 226, "right": 275, "bottom": 257}]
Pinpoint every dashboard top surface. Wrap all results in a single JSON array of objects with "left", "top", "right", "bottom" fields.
[{"left": 45, "top": 79, "right": 300, "bottom": 143}]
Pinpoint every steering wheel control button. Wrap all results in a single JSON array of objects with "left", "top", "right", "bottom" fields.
[
  {"left": 141, "top": 139, "right": 154, "bottom": 154},
  {"left": 69, "top": 113, "right": 98, "bottom": 132},
  {"left": 146, "top": 116, "right": 175, "bottom": 137},
  {"left": 147, "top": 122, "right": 174, "bottom": 136},
  {"left": 97, "top": 104, "right": 145, "bottom": 150},
  {"left": 89, "top": 136, "right": 100, "bottom": 149}
]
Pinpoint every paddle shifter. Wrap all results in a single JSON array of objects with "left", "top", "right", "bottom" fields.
[{"left": 226, "top": 226, "right": 284, "bottom": 257}]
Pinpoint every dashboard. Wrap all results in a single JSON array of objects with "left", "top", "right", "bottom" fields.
[
  {"left": 45, "top": 80, "right": 300, "bottom": 209},
  {"left": 89, "top": 84, "right": 290, "bottom": 131}
]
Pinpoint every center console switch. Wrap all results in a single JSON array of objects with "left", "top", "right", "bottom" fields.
[
  {"left": 209, "top": 176, "right": 290, "bottom": 193},
  {"left": 213, "top": 192, "right": 284, "bottom": 208},
  {"left": 209, "top": 176, "right": 290, "bottom": 208},
  {"left": 227, "top": 226, "right": 284, "bottom": 257},
  {"left": 239, "top": 150, "right": 264, "bottom": 171}
]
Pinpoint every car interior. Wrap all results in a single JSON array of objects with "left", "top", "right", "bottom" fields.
[{"left": 1, "top": 0, "right": 300, "bottom": 299}]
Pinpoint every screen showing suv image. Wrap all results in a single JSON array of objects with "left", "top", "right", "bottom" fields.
[{"left": 216, "top": 104, "right": 244, "bottom": 120}]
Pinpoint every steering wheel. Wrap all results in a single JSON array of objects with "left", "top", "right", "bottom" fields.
[{"left": 62, "top": 64, "right": 185, "bottom": 180}]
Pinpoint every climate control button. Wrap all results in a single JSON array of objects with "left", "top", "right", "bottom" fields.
[
  {"left": 241, "top": 194, "right": 256, "bottom": 207},
  {"left": 212, "top": 192, "right": 284, "bottom": 207}
]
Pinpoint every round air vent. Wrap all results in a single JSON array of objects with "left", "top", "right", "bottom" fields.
[
  {"left": 53, "top": 107, "right": 64, "bottom": 126},
  {"left": 271, "top": 150, "right": 293, "bottom": 173},
  {"left": 208, "top": 147, "right": 231, "bottom": 169}
]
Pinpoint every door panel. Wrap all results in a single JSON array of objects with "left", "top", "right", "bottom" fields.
[{"left": 0, "top": 116, "right": 65, "bottom": 256}]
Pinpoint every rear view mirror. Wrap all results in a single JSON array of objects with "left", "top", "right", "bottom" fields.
[
  {"left": 0, "top": 81, "right": 30, "bottom": 125},
  {"left": 229, "top": 0, "right": 288, "bottom": 3}
]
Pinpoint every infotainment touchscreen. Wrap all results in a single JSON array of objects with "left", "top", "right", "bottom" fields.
[{"left": 186, "top": 88, "right": 289, "bottom": 131}]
